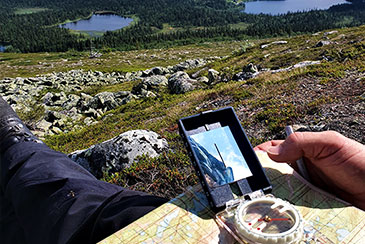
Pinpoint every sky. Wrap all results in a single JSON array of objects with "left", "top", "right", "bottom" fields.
[{"left": 190, "top": 126, "right": 253, "bottom": 181}]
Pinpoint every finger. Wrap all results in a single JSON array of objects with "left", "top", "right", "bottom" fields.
[
  {"left": 266, "top": 131, "right": 346, "bottom": 162},
  {"left": 254, "top": 140, "right": 283, "bottom": 151}
]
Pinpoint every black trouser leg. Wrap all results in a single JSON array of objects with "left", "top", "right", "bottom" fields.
[{"left": 0, "top": 142, "right": 167, "bottom": 244}]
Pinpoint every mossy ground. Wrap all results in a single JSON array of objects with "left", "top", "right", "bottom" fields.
[{"left": 5, "top": 25, "right": 365, "bottom": 199}]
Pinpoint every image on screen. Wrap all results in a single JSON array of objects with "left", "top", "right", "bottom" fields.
[{"left": 188, "top": 126, "right": 253, "bottom": 187}]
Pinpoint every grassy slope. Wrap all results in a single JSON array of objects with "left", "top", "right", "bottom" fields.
[
  {"left": 3, "top": 25, "right": 365, "bottom": 198},
  {"left": 0, "top": 42, "right": 242, "bottom": 79}
]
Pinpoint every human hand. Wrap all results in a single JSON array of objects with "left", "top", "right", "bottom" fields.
[{"left": 254, "top": 131, "right": 365, "bottom": 210}]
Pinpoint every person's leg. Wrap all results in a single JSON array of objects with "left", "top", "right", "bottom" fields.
[{"left": 0, "top": 97, "right": 168, "bottom": 244}]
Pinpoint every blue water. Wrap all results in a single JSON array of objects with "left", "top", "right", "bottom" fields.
[
  {"left": 60, "top": 14, "right": 133, "bottom": 32},
  {"left": 243, "top": 0, "right": 350, "bottom": 15},
  {"left": 0, "top": 45, "right": 5, "bottom": 52}
]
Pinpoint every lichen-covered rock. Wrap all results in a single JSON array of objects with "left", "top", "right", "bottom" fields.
[
  {"left": 172, "top": 59, "right": 207, "bottom": 71},
  {"left": 315, "top": 40, "right": 331, "bottom": 47},
  {"left": 207, "top": 69, "right": 220, "bottom": 85},
  {"left": 132, "top": 75, "right": 168, "bottom": 97},
  {"left": 69, "top": 130, "right": 169, "bottom": 178},
  {"left": 233, "top": 63, "right": 260, "bottom": 81},
  {"left": 168, "top": 71, "right": 197, "bottom": 94}
]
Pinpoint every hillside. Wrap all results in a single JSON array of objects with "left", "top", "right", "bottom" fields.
[
  {"left": 1, "top": 0, "right": 365, "bottom": 52},
  {"left": 0, "top": 25, "right": 364, "bottom": 199}
]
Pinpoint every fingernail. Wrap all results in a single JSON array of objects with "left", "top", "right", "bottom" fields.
[{"left": 267, "top": 145, "right": 281, "bottom": 155}]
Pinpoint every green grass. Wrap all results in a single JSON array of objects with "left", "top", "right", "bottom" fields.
[
  {"left": 0, "top": 42, "right": 243, "bottom": 79},
  {"left": 5, "top": 25, "right": 365, "bottom": 198}
]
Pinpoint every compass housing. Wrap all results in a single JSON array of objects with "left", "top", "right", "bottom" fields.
[{"left": 235, "top": 197, "right": 303, "bottom": 244}]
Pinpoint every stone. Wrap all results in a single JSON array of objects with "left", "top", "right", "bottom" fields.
[
  {"left": 233, "top": 63, "right": 260, "bottom": 81},
  {"left": 151, "top": 67, "right": 169, "bottom": 75},
  {"left": 243, "top": 63, "right": 258, "bottom": 73},
  {"left": 36, "top": 119, "right": 53, "bottom": 132},
  {"left": 207, "top": 69, "right": 220, "bottom": 85},
  {"left": 324, "top": 30, "right": 338, "bottom": 35},
  {"left": 69, "top": 130, "right": 169, "bottom": 178},
  {"left": 261, "top": 40, "right": 287, "bottom": 49},
  {"left": 84, "top": 108, "right": 99, "bottom": 118},
  {"left": 132, "top": 75, "right": 168, "bottom": 96},
  {"left": 125, "top": 72, "right": 132, "bottom": 80},
  {"left": 42, "top": 92, "right": 56, "bottom": 106},
  {"left": 84, "top": 117, "right": 95, "bottom": 126},
  {"left": 62, "top": 94, "right": 80, "bottom": 110},
  {"left": 141, "top": 69, "right": 154, "bottom": 77},
  {"left": 95, "top": 92, "right": 119, "bottom": 110},
  {"left": 197, "top": 76, "right": 209, "bottom": 84},
  {"left": 315, "top": 40, "right": 331, "bottom": 47},
  {"left": 271, "top": 61, "right": 321, "bottom": 73},
  {"left": 292, "top": 61, "right": 321, "bottom": 69},
  {"left": 51, "top": 127, "right": 63, "bottom": 134},
  {"left": 168, "top": 72, "right": 196, "bottom": 94},
  {"left": 173, "top": 59, "right": 207, "bottom": 71}
]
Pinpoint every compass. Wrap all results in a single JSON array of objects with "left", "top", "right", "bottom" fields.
[{"left": 235, "top": 197, "right": 303, "bottom": 244}]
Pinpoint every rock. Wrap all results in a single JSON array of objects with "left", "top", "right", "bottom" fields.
[
  {"left": 197, "top": 76, "right": 209, "bottom": 84},
  {"left": 42, "top": 92, "right": 56, "bottom": 106},
  {"left": 68, "top": 107, "right": 83, "bottom": 121},
  {"left": 168, "top": 72, "right": 197, "bottom": 94},
  {"left": 42, "top": 92, "right": 67, "bottom": 106},
  {"left": 292, "top": 61, "right": 321, "bottom": 69},
  {"left": 271, "top": 61, "right": 321, "bottom": 73},
  {"left": 141, "top": 69, "right": 154, "bottom": 77},
  {"left": 173, "top": 59, "right": 207, "bottom": 71},
  {"left": 324, "top": 31, "right": 338, "bottom": 35},
  {"left": 315, "top": 40, "right": 331, "bottom": 47},
  {"left": 51, "top": 127, "right": 63, "bottom": 134},
  {"left": 151, "top": 67, "right": 169, "bottom": 75},
  {"left": 84, "top": 117, "right": 95, "bottom": 126},
  {"left": 125, "top": 72, "right": 133, "bottom": 80},
  {"left": 96, "top": 92, "right": 119, "bottom": 110},
  {"left": 261, "top": 40, "right": 287, "bottom": 49},
  {"left": 84, "top": 91, "right": 130, "bottom": 111},
  {"left": 80, "top": 92, "right": 93, "bottom": 101},
  {"left": 45, "top": 110, "right": 61, "bottom": 123},
  {"left": 36, "top": 119, "right": 53, "bottom": 132},
  {"left": 62, "top": 94, "right": 80, "bottom": 110},
  {"left": 69, "top": 130, "right": 169, "bottom": 178},
  {"left": 243, "top": 63, "right": 258, "bottom": 73},
  {"left": 207, "top": 69, "right": 220, "bottom": 85},
  {"left": 84, "top": 108, "right": 99, "bottom": 118},
  {"left": 233, "top": 63, "right": 260, "bottom": 81},
  {"left": 132, "top": 75, "right": 168, "bottom": 96}
]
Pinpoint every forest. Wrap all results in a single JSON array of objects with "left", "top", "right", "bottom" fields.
[{"left": 0, "top": 0, "right": 365, "bottom": 52}]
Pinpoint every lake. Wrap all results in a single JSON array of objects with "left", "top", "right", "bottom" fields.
[
  {"left": 243, "top": 0, "right": 350, "bottom": 15},
  {"left": 0, "top": 45, "right": 5, "bottom": 52},
  {"left": 60, "top": 14, "right": 133, "bottom": 32}
]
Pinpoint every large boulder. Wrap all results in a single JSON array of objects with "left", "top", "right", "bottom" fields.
[
  {"left": 42, "top": 92, "right": 67, "bottom": 106},
  {"left": 132, "top": 75, "right": 168, "bottom": 97},
  {"left": 82, "top": 91, "right": 131, "bottom": 112},
  {"left": 172, "top": 59, "right": 207, "bottom": 71},
  {"left": 69, "top": 130, "right": 169, "bottom": 178},
  {"left": 168, "top": 72, "right": 197, "bottom": 94}
]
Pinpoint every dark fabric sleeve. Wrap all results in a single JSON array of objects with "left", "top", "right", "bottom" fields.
[{"left": 0, "top": 142, "right": 167, "bottom": 244}]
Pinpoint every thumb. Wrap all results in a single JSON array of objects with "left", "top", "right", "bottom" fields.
[{"left": 266, "top": 131, "right": 346, "bottom": 163}]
